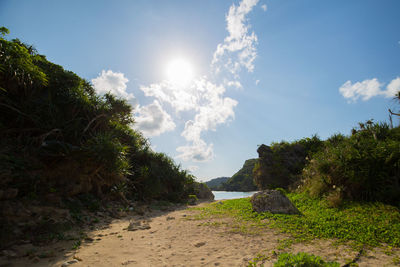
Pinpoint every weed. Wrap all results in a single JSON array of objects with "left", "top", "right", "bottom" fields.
[
  {"left": 247, "top": 252, "right": 270, "bottom": 267},
  {"left": 72, "top": 240, "right": 81, "bottom": 250},
  {"left": 392, "top": 256, "right": 400, "bottom": 265},
  {"left": 276, "top": 238, "right": 294, "bottom": 250},
  {"left": 274, "top": 252, "right": 339, "bottom": 267}
]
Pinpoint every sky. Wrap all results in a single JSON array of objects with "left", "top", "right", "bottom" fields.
[{"left": 1, "top": 0, "right": 400, "bottom": 181}]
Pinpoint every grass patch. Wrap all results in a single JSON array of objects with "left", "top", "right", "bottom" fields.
[{"left": 191, "top": 193, "right": 400, "bottom": 247}]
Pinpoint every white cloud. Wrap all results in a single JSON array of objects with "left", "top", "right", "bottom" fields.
[
  {"left": 140, "top": 80, "right": 198, "bottom": 112},
  {"left": 386, "top": 77, "right": 400, "bottom": 98},
  {"left": 92, "top": 70, "right": 135, "bottom": 100},
  {"left": 261, "top": 4, "right": 267, "bottom": 11},
  {"left": 134, "top": 100, "right": 175, "bottom": 137},
  {"left": 225, "top": 80, "right": 243, "bottom": 88},
  {"left": 339, "top": 78, "right": 382, "bottom": 102},
  {"left": 212, "top": 0, "right": 259, "bottom": 76},
  {"left": 339, "top": 77, "right": 400, "bottom": 102},
  {"left": 181, "top": 84, "right": 237, "bottom": 140},
  {"left": 176, "top": 140, "right": 214, "bottom": 162}
]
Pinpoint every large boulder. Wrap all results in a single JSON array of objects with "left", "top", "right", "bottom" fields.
[
  {"left": 194, "top": 182, "right": 214, "bottom": 200},
  {"left": 250, "top": 190, "right": 300, "bottom": 215}
]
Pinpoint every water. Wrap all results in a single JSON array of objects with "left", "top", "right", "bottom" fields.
[{"left": 212, "top": 191, "right": 258, "bottom": 201}]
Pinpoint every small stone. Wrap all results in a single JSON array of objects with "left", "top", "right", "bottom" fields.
[
  {"left": 166, "top": 216, "right": 175, "bottom": 221},
  {"left": 73, "top": 255, "right": 82, "bottom": 261}
]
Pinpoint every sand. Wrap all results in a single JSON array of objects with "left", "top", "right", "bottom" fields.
[{"left": 2, "top": 202, "right": 399, "bottom": 267}]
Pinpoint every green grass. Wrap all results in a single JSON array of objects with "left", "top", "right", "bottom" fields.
[{"left": 191, "top": 193, "right": 400, "bottom": 247}]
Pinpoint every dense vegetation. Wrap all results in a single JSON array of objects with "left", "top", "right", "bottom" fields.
[
  {"left": 211, "top": 159, "right": 257, "bottom": 191},
  {"left": 0, "top": 27, "right": 204, "bottom": 204}
]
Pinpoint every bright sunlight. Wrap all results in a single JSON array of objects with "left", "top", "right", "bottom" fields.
[{"left": 165, "top": 58, "right": 194, "bottom": 86}]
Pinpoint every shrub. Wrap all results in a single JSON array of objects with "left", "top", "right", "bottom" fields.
[{"left": 302, "top": 122, "right": 400, "bottom": 205}]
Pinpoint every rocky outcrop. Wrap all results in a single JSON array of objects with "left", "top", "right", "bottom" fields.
[
  {"left": 250, "top": 190, "right": 300, "bottom": 215},
  {"left": 254, "top": 144, "right": 306, "bottom": 190},
  {"left": 194, "top": 183, "right": 214, "bottom": 200}
]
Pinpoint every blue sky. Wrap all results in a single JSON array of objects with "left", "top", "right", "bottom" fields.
[{"left": 1, "top": 0, "right": 400, "bottom": 181}]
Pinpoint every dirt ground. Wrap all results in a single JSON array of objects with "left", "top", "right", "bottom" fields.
[{"left": 1, "top": 202, "right": 399, "bottom": 267}]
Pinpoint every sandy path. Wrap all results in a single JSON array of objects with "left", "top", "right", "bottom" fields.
[{"left": 3, "top": 202, "right": 400, "bottom": 266}]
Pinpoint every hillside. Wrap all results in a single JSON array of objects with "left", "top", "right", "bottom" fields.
[
  {"left": 217, "top": 159, "right": 258, "bottom": 192},
  {"left": 205, "top": 177, "right": 230, "bottom": 190}
]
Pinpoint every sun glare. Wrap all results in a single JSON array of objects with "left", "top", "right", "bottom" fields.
[{"left": 166, "top": 58, "right": 194, "bottom": 86}]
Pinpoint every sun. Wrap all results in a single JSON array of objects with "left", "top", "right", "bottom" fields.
[{"left": 166, "top": 58, "right": 194, "bottom": 86}]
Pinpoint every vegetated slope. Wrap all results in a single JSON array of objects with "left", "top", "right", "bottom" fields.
[
  {"left": 205, "top": 177, "right": 229, "bottom": 190},
  {"left": 0, "top": 27, "right": 213, "bottom": 246},
  {"left": 217, "top": 159, "right": 258, "bottom": 192}
]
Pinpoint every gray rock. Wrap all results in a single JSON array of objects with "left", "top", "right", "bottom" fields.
[
  {"left": 250, "top": 190, "right": 300, "bottom": 215},
  {"left": 125, "top": 221, "right": 151, "bottom": 231}
]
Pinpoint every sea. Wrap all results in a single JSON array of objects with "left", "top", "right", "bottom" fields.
[{"left": 212, "top": 191, "right": 258, "bottom": 201}]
